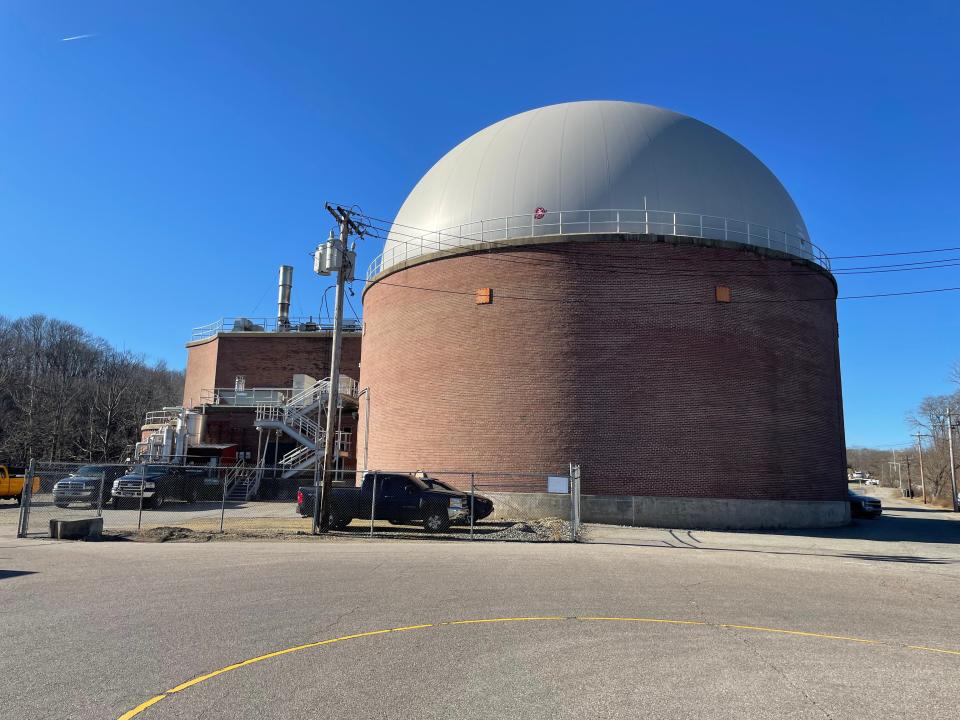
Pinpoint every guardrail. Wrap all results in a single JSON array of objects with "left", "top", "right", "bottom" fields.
[
  {"left": 199, "top": 388, "right": 298, "bottom": 407},
  {"left": 367, "top": 208, "right": 829, "bottom": 280},
  {"left": 143, "top": 410, "right": 178, "bottom": 426},
  {"left": 191, "top": 316, "right": 363, "bottom": 341}
]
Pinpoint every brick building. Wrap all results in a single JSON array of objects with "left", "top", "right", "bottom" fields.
[
  {"left": 174, "top": 317, "right": 363, "bottom": 477},
  {"left": 358, "top": 101, "right": 849, "bottom": 529}
]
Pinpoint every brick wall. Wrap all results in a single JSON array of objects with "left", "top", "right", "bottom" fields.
[
  {"left": 183, "top": 333, "right": 362, "bottom": 405},
  {"left": 182, "top": 337, "right": 218, "bottom": 407},
  {"left": 182, "top": 332, "right": 363, "bottom": 470},
  {"left": 359, "top": 237, "right": 847, "bottom": 502}
]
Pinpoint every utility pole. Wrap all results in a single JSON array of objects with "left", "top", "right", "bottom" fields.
[
  {"left": 914, "top": 432, "right": 927, "bottom": 504},
  {"left": 947, "top": 408, "right": 959, "bottom": 513},
  {"left": 888, "top": 453, "right": 903, "bottom": 497},
  {"left": 313, "top": 204, "right": 361, "bottom": 533}
]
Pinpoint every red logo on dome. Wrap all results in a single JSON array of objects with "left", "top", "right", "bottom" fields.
[{"left": 534, "top": 207, "right": 546, "bottom": 220}]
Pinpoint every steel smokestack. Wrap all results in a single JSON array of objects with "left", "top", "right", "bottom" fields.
[{"left": 277, "top": 265, "right": 293, "bottom": 330}]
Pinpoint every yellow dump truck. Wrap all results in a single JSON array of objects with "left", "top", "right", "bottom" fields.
[{"left": 0, "top": 465, "right": 41, "bottom": 505}]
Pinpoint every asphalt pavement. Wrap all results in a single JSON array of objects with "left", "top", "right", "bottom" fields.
[{"left": 1, "top": 487, "right": 958, "bottom": 719}]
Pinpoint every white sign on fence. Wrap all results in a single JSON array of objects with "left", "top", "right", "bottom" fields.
[{"left": 547, "top": 475, "right": 570, "bottom": 494}]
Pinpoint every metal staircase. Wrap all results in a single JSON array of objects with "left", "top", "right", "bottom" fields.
[
  {"left": 224, "top": 461, "right": 263, "bottom": 502},
  {"left": 255, "top": 379, "right": 332, "bottom": 480}
]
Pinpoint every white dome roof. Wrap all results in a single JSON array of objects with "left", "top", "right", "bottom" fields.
[{"left": 377, "top": 101, "right": 815, "bottom": 276}]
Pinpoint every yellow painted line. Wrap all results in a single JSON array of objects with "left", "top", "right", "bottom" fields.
[
  {"left": 443, "top": 616, "right": 566, "bottom": 625},
  {"left": 717, "top": 623, "right": 879, "bottom": 644},
  {"left": 117, "top": 694, "right": 166, "bottom": 720},
  {"left": 580, "top": 616, "right": 706, "bottom": 626},
  {"left": 165, "top": 628, "right": 402, "bottom": 693},
  {"left": 117, "top": 615, "right": 960, "bottom": 719},
  {"left": 908, "top": 645, "right": 960, "bottom": 656}
]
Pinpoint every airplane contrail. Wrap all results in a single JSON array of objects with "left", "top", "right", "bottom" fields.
[{"left": 60, "top": 33, "right": 97, "bottom": 42}]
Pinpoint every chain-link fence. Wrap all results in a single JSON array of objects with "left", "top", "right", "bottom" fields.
[{"left": 13, "top": 461, "right": 582, "bottom": 541}]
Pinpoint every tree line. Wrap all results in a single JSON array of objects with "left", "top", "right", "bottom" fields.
[
  {"left": 0, "top": 314, "right": 183, "bottom": 463},
  {"left": 847, "top": 363, "right": 960, "bottom": 506}
]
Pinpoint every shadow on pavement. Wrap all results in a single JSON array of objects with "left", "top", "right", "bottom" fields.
[
  {"left": 778, "top": 513, "right": 960, "bottom": 545},
  {"left": 0, "top": 570, "right": 38, "bottom": 580}
]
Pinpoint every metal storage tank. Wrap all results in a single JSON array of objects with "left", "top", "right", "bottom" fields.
[{"left": 359, "top": 100, "right": 848, "bottom": 529}]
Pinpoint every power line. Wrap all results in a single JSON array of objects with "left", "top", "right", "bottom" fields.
[
  {"left": 363, "top": 219, "right": 960, "bottom": 279},
  {"left": 361, "top": 211, "right": 960, "bottom": 264},
  {"left": 352, "top": 211, "right": 960, "bottom": 303}
]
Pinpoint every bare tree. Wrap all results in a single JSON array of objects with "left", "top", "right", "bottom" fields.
[{"left": 0, "top": 314, "right": 184, "bottom": 463}]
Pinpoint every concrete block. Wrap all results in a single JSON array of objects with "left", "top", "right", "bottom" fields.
[{"left": 49, "top": 517, "right": 103, "bottom": 540}]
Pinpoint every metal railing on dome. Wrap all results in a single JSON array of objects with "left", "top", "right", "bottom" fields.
[{"left": 366, "top": 208, "right": 830, "bottom": 280}]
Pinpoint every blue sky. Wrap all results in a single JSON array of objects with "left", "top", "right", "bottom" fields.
[{"left": 1, "top": 1, "right": 958, "bottom": 448}]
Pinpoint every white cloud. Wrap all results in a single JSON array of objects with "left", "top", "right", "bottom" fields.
[{"left": 60, "top": 33, "right": 98, "bottom": 42}]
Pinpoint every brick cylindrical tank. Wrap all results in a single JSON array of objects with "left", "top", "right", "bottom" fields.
[{"left": 359, "top": 101, "right": 848, "bottom": 529}]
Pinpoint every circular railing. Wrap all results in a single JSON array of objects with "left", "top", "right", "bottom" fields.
[{"left": 367, "top": 208, "right": 828, "bottom": 280}]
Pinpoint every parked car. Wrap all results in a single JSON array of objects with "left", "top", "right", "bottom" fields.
[
  {"left": 53, "top": 465, "right": 128, "bottom": 508},
  {"left": 419, "top": 476, "right": 494, "bottom": 523},
  {"left": 297, "top": 472, "right": 488, "bottom": 532},
  {"left": 111, "top": 465, "right": 212, "bottom": 509},
  {"left": 848, "top": 490, "right": 882, "bottom": 518},
  {"left": 864, "top": 479, "right": 880, "bottom": 486},
  {"left": 0, "top": 465, "right": 40, "bottom": 506}
]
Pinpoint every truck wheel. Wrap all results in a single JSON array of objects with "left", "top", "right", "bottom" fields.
[
  {"left": 14, "top": 494, "right": 22, "bottom": 506},
  {"left": 423, "top": 510, "right": 450, "bottom": 533},
  {"left": 151, "top": 493, "right": 165, "bottom": 509},
  {"left": 113, "top": 498, "right": 124, "bottom": 510}
]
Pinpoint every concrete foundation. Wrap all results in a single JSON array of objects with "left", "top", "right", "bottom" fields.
[
  {"left": 49, "top": 517, "right": 104, "bottom": 540},
  {"left": 485, "top": 492, "right": 850, "bottom": 531}
]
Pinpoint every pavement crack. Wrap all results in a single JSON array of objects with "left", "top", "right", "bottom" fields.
[{"left": 727, "top": 628, "right": 835, "bottom": 719}]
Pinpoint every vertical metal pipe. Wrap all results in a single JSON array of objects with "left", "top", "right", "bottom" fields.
[
  {"left": 277, "top": 265, "right": 293, "bottom": 330},
  {"left": 137, "top": 474, "right": 145, "bottom": 532},
  {"left": 96, "top": 472, "right": 105, "bottom": 517},
  {"left": 363, "top": 389, "right": 371, "bottom": 472},
  {"left": 470, "top": 473, "right": 475, "bottom": 540},
  {"left": 220, "top": 468, "right": 228, "bottom": 533},
  {"left": 369, "top": 473, "right": 377, "bottom": 537}
]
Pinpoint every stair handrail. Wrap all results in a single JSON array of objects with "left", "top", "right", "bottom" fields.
[{"left": 286, "top": 379, "right": 330, "bottom": 409}]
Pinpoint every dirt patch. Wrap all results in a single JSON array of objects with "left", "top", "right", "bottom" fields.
[
  {"left": 135, "top": 526, "right": 216, "bottom": 543},
  {"left": 106, "top": 517, "right": 579, "bottom": 543}
]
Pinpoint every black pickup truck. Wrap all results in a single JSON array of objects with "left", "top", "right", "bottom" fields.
[
  {"left": 297, "top": 472, "right": 493, "bottom": 532},
  {"left": 111, "top": 464, "right": 214, "bottom": 509}
]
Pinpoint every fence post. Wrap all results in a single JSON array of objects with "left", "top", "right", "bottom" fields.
[
  {"left": 220, "top": 468, "right": 228, "bottom": 533},
  {"left": 567, "top": 463, "right": 583, "bottom": 542},
  {"left": 573, "top": 465, "right": 581, "bottom": 542},
  {"left": 16, "top": 459, "right": 36, "bottom": 538},
  {"left": 369, "top": 473, "right": 377, "bottom": 537},
  {"left": 469, "top": 473, "right": 475, "bottom": 540},
  {"left": 137, "top": 476, "right": 145, "bottom": 532},
  {"left": 96, "top": 471, "right": 105, "bottom": 517}
]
